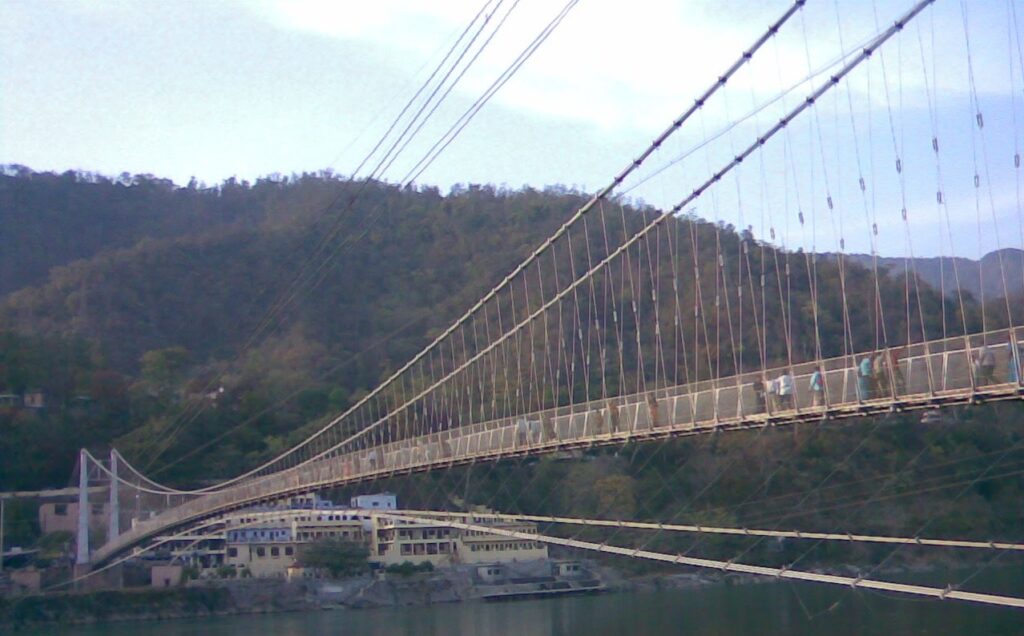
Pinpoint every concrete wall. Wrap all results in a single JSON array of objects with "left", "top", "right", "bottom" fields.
[
  {"left": 10, "top": 568, "right": 42, "bottom": 594},
  {"left": 224, "top": 542, "right": 297, "bottom": 578},
  {"left": 39, "top": 502, "right": 109, "bottom": 536},
  {"left": 150, "top": 564, "right": 183, "bottom": 588}
]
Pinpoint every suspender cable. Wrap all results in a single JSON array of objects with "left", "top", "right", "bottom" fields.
[
  {"left": 293, "top": 0, "right": 937, "bottom": 468},
  {"left": 184, "top": 1, "right": 809, "bottom": 491}
]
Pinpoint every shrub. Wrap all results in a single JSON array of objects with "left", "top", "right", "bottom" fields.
[
  {"left": 385, "top": 561, "right": 434, "bottom": 576},
  {"left": 297, "top": 538, "right": 368, "bottom": 578}
]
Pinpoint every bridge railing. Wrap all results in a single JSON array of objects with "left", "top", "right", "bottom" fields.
[
  {"left": 332, "top": 326, "right": 1024, "bottom": 476},
  {"left": 254, "top": 327, "right": 1021, "bottom": 492}
]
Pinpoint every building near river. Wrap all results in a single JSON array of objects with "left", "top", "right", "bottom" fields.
[
  {"left": 38, "top": 501, "right": 110, "bottom": 541},
  {"left": 351, "top": 493, "right": 397, "bottom": 510},
  {"left": 224, "top": 498, "right": 546, "bottom": 577},
  {"left": 222, "top": 503, "right": 370, "bottom": 578},
  {"left": 370, "top": 514, "right": 548, "bottom": 568},
  {"left": 161, "top": 494, "right": 547, "bottom": 580}
]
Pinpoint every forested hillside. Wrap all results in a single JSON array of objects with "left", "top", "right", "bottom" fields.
[
  {"left": 0, "top": 168, "right": 593, "bottom": 487},
  {"left": 0, "top": 167, "right": 1019, "bottom": 506},
  {"left": 0, "top": 165, "right": 265, "bottom": 296}
]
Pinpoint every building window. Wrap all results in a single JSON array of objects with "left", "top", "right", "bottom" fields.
[
  {"left": 285, "top": 547, "right": 294, "bottom": 556},
  {"left": 256, "top": 547, "right": 266, "bottom": 557},
  {"left": 439, "top": 543, "right": 450, "bottom": 554},
  {"left": 427, "top": 543, "right": 438, "bottom": 555},
  {"left": 228, "top": 547, "right": 238, "bottom": 558},
  {"left": 401, "top": 544, "right": 412, "bottom": 556},
  {"left": 271, "top": 547, "right": 280, "bottom": 557}
]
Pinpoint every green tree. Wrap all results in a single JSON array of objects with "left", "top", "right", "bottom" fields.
[
  {"left": 594, "top": 474, "right": 638, "bottom": 521},
  {"left": 297, "top": 537, "right": 369, "bottom": 577}
]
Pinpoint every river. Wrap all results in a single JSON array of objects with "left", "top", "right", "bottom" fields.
[{"left": 39, "top": 567, "right": 1024, "bottom": 635}]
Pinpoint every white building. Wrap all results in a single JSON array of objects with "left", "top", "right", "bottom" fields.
[
  {"left": 215, "top": 494, "right": 547, "bottom": 578},
  {"left": 350, "top": 493, "right": 397, "bottom": 510},
  {"left": 370, "top": 513, "right": 548, "bottom": 568}
]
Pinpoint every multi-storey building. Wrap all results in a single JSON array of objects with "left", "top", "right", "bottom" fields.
[
  {"left": 370, "top": 514, "right": 548, "bottom": 567},
  {"left": 182, "top": 494, "right": 547, "bottom": 579}
]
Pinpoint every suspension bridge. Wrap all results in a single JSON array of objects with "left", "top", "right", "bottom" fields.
[{"left": 42, "top": 0, "right": 1024, "bottom": 611}]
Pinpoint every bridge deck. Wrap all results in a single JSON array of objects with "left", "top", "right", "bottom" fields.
[{"left": 95, "top": 327, "right": 1024, "bottom": 564}]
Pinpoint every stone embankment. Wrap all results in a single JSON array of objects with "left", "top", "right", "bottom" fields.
[{"left": 0, "top": 560, "right": 611, "bottom": 630}]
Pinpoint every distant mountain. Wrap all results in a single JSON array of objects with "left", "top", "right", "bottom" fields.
[{"left": 837, "top": 249, "right": 1024, "bottom": 301}]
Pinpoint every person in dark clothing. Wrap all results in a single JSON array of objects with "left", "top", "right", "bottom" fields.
[{"left": 752, "top": 379, "right": 766, "bottom": 413}]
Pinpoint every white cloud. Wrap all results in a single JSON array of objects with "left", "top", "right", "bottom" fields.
[{"left": 239, "top": 0, "right": 1018, "bottom": 141}]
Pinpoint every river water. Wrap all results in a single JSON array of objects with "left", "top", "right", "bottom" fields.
[{"left": 41, "top": 568, "right": 1024, "bottom": 635}]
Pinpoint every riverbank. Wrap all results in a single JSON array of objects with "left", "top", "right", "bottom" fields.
[
  {"left": 3, "top": 557, "right": 1017, "bottom": 631},
  {"left": 0, "top": 568, "right": 781, "bottom": 630},
  {"left": 0, "top": 561, "right": 610, "bottom": 630},
  {"left": 0, "top": 579, "right": 342, "bottom": 630},
  {"left": 21, "top": 566, "right": 1024, "bottom": 636}
]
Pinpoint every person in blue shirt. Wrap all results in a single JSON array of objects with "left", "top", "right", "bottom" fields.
[
  {"left": 810, "top": 367, "right": 824, "bottom": 407},
  {"left": 857, "top": 356, "right": 873, "bottom": 400}
]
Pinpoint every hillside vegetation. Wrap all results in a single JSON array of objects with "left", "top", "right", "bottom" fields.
[{"left": 0, "top": 166, "right": 1019, "bottom": 560}]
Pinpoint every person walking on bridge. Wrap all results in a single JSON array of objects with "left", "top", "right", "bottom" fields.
[
  {"left": 515, "top": 417, "right": 529, "bottom": 447},
  {"left": 752, "top": 379, "right": 767, "bottom": 414},
  {"left": 974, "top": 344, "right": 996, "bottom": 386},
  {"left": 767, "top": 377, "right": 780, "bottom": 412},
  {"left": 889, "top": 346, "right": 907, "bottom": 395},
  {"left": 1010, "top": 340, "right": 1024, "bottom": 385},
  {"left": 872, "top": 352, "right": 889, "bottom": 398},
  {"left": 809, "top": 367, "right": 824, "bottom": 407},
  {"left": 777, "top": 372, "right": 794, "bottom": 410},
  {"left": 857, "top": 356, "right": 873, "bottom": 400}
]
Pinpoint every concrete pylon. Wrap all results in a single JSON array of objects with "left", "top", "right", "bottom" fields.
[
  {"left": 76, "top": 449, "right": 90, "bottom": 566},
  {"left": 108, "top": 450, "right": 120, "bottom": 542}
]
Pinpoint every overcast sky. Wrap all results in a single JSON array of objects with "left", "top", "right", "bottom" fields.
[{"left": 3, "top": 0, "right": 1023, "bottom": 258}]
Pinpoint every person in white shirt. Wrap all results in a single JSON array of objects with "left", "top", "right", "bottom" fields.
[{"left": 777, "top": 373, "right": 794, "bottom": 410}]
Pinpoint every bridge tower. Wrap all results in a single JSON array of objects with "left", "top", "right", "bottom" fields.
[
  {"left": 108, "top": 450, "right": 119, "bottom": 542},
  {"left": 75, "top": 449, "right": 89, "bottom": 568}
]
